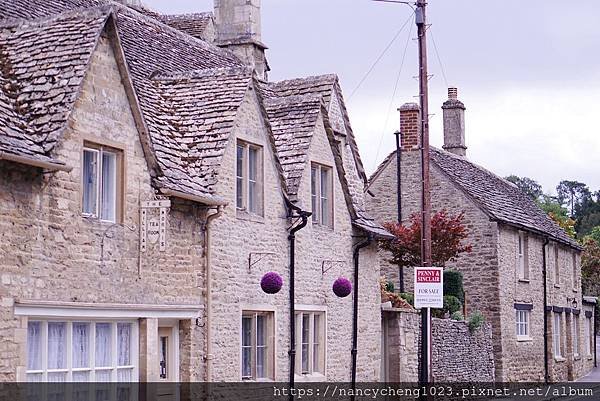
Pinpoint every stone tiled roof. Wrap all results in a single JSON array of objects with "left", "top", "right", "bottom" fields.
[
  {"left": 266, "top": 74, "right": 367, "bottom": 183},
  {"left": 158, "top": 12, "right": 213, "bottom": 41},
  {"left": 263, "top": 94, "right": 322, "bottom": 198},
  {"left": 368, "top": 147, "right": 580, "bottom": 248},
  {"left": 0, "top": 7, "right": 109, "bottom": 164},
  {"left": 149, "top": 67, "right": 253, "bottom": 199}
]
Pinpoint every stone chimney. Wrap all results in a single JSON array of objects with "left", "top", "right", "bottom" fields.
[
  {"left": 214, "top": 0, "right": 269, "bottom": 80},
  {"left": 399, "top": 102, "right": 421, "bottom": 151},
  {"left": 442, "top": 87, "right": 467, "bottom": 156}
]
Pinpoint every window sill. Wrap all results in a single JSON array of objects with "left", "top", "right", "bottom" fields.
[
  {"left": 554, "top": 284, "right": 561, "bottom": 289},
  {"left": 312, "top": 222, "right": 334, "bottom": 232},
  {"left": 518, "top": 279, "right": 530, "bottom": 284},
  {"left": 574, "top": 355, "right": 581, "bottom": 361},
  {"left": 554, "top": 356, "right": 566, "bottom": 363},
  {"left": 241, "top": 378, "right": 274, "bottom": 382},
  {"left": 236, "top": 210, "right": 265, "bottom": 223},
  {"left": 516, "top": 336, "right": 532, "bottom": 342},
  {"left": 295, "top": 373, "right": 326, "bottom": 383},
  {"left": 573, "top": 289, "right": 579, "bottom": 293},
  {"left": 82, "top": 215, "right": 118, "bottom": 225}
]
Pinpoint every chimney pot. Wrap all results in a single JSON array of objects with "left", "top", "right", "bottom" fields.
[{"left": 448, "top": 87, "right": 458, "bottom": 100}]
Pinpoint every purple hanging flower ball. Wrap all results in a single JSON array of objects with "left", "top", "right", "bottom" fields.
[
  {"left": 333, "top": 277, "right": 352, "bottom": 298},
  {"left": 261, "top": 272, "right": 283, "bottom": 294}
]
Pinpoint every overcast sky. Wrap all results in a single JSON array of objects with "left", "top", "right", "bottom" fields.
[{"left": 144, "top": 0, "right": 600, "bottom": 194}]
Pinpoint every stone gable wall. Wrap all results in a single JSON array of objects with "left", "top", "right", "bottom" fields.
[{"left": 0, "top": 36, "right": 207, "bottom": 381}]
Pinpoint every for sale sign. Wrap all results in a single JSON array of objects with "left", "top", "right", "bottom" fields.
[{"left": 414, "top": 267, "right": 443, "bottom": 308}]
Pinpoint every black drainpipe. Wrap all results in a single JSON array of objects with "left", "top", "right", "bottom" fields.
[
  {"left": 542, "top": 236, "right": 550, "bottom": 383},
  {"left": 287, "top": 203, "right": 310, "bottom": 401},
  {"left": 351, "top": 234, "right": 373, "bottom": 400},
  {"left": 394, "top": 131, "right": 404, "bottom": 293}
]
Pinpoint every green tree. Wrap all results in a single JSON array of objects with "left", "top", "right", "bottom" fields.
[
  {"left": 505, "top": 175, "right": 543, "bottom": 201},
  {"left": 537, "top": 194, "right": 576, "bottom": 238},
  {"left": 556, "top": 180, "right": 592, "bottom": 217}
]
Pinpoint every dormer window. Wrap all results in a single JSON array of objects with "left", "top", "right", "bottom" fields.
[
  {"left": 82, "top": 143, "right": 123, "bottom": 223},
  {"left": 311, "top": 163, "right": 333, "bottom": 228},
  {"left": 236, "top": 141, "right": 263, "bottom": 216}
]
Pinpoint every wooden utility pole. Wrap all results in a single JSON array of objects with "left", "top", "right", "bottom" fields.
[{"left": 416, "top": 0, "right": 432, "bottom": 392}]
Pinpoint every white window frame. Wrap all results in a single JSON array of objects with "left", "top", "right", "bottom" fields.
[
  {"left": 26, "top": 319, "right": 138, "bottom": 383},
  {"left": 310, "top": 163, "right": 333, "bottom": 228},
  {"left": 517, "top": 231, "right": 529, "bottom": 280},
  {"left": 82, "top": 144, "right": 122, "bottom": 223},
  {"left": 515, "top": 309, "right": 530, "bottom": 339},
  {"left": 236, "top": 141, "right": 263, "bottom": 216},
  {"left": 585, "top": 316, "right": 592, "bottom": 357},
  {"left": 295, "top": 310, "right": 326, "bottom": 379},
  {"left": 240, "top": 310, "right": 274, "bottom": 381},
  {"left": 553, "top": 313, "right": 562, "bottom": 358},
  {"left": 572, "top": 314, "right": 580, "bottom": 358}
]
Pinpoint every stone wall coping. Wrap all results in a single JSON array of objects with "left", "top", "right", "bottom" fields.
[
  {"left": 14, "top": 299, "right": 203, "bottom": 319},
  {"left": 381, "top": 306, "right": 418, "bottom": 314}
]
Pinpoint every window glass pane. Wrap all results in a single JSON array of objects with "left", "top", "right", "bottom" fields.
[
  {"left": 242, "top": 316, "right": 252, "bottom": 378},
  {"left": 117, "top": 323, "right": 131, "bottom": 366},
  {"left": 248, "top": 147, "right": 259, "bottom": 213},
  {"left": 100, "top": 151, "right": 117, "bottom": 221},
  {"left": 320, "top": 168, "right": 330, "bottom": 226},
  {"left": 72, "top": 322, "right": 90, "bottom": 369},
  {"left": 311, "top": 167, "right": 318, "bottom": 223},
  {"left": 313, "top": 315, "right": 320, "bottom": 372},
  {"left": 82, "top": 149, "right": 98, "bottom": 215},
  {"left": 301, "top": 314, "right": 310, "bottom": 373},
  {"left": 256, "top": 315, "right": 266, "bottom": 378},
  {"left": 47, "top": 322, "right": 66, "bottom": 370},
  {"left": 236, "top": 145, "right": 244, "bottom": 209},
  {"left": 73, "top": 371, "right": 90, "bottom": 382},
  {"left": 95, "top": 323, "right": 112, "bottom": 367},
  {"left": 27, "top": 322, "right": 42, "bottom": 371}
]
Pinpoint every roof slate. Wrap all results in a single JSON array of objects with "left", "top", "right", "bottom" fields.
[
  {"left": 0, "top": 7, "right": 109, "bottom": 163},
  {"left": 369, "top": 147, "right": 580, "bottom": 248},
  {"left": 158, "top": 12, "right": 213, "bottom": 41},
  {"left": 263, "top": 94, "right": 322, "bottom": 198}
]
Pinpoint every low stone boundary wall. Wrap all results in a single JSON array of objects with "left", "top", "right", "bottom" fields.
[{"left": 382, "top": 308, "right": 495, "bottom": 382}]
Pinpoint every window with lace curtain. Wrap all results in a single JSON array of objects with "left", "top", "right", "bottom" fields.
[{"left": 26, "top": 320, "right": 137, "bottom": 382}]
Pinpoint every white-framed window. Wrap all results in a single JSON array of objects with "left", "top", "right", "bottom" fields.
[
  {"left": 517, "top": 231, "right": 529, "bottom": 280},
  {"left": 572, "top": 253, "right": 578, "bottom": 290},
  {"left": 236, "top": 141, "right": 263, "bottom": 215},
  {"left": 585, "top": 316, "right": 592, "bottom": 356},
  {"left": 554, "top": 244, "right": 560, "bottom": 286},
  {"left": 26, "top": 320, "right": 137, "bottom": 382},
  {"left": 82, "top": 144, "right": 122, "bottom": 223},
  {"left": 573, "top": 315, "right": 580, "bottom": 357},
  {"left": 241, "top": 311, "right": 274, "bottom": 380},
  {"left": 295, "top": 311, "right": 325, "bottom": 376},
  {"left": 515, "top": 310, "right": 530, "bottom": 338},
  {"left": 310, "top": 164, "right": 333, "bottom": 228},
  {"left": 553, "top": 313, "right": 562, "bottom": 358}
]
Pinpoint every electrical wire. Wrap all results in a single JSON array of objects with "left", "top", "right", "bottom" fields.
[
  {"left": 371, "top": 21, "right": 414, "bottom": 171},
  {"left": 430, "top": 27, "right": 449, "bottom": 88},
  {"left": 348, "top": 11, "right": 415, "bottom": 101}
]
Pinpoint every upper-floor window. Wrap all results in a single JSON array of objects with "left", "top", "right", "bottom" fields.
[
  {"left": 517, "top": 232, "right": 529, "bottom": 280},
  {"left": 311, "top": 164, "right": 333, "bottom": 227},
  {"left": 553, "top": 312, "right": 562, "bottom": 358},
  {"left": 82, "top": 144, "right": 123, "bottom": 223},
  {"left": 554, "top": 244, "right": 560, "bottom": 286},
  {"left": 295, "top": 311, "right": 325, "bottom": 377},
  {"left": 585, "top": 315, "right": 593, "bottom": 356},
  {"left": 572, "top": 253, "right": 578, "bottom": 290},
  {"left": 241, "top": 311, "right": 274, "bottom": 380},
  {"left": 236, "top": 141, "right": 263, "bottom": 215}
]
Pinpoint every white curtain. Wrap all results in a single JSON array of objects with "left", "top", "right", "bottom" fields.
[
  {"left": 100, "top": 151, "right": 116, "bottom": 221},
  {"left": 47, "top": 322, "right": 66, "bottom": 370},
  {"left": 72, "top": 323, "right": 89, "bottom": 369},
  {"left": 95, "top": 323, "right": 112, "bottom": 367},
  {"left": 27, "top": 321, "right": 41, "bottom": 370},
  {"left": 117, "top": 323, "right": 130, "bottom": 366}
]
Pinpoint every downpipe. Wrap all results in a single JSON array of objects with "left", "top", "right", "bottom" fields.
[
  {"left": 287, "top": 206, "right": 310, "bottom": 401},
  {"left": 542, "top": 236, "right": 549, "bottom": 383},
  {"left": 351, "top": 234, "right": 373, "bottom": 400}
]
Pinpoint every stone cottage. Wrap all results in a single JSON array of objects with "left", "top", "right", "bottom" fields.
[
  {"left": 0, "top": 0, "right": 390, "bottom": 387},
  {"left": 366, "top": 88, "right": 595, "bottom": 382}
]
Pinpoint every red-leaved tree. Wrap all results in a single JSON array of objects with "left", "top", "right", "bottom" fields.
[{"left": 379, "top": 210, "right": 473, "bottom": 267}]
